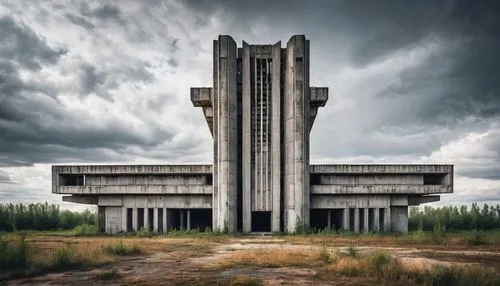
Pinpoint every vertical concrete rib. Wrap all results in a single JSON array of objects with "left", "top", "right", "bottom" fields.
[
  {"left": 354, "top": 208, "right": 360, "bottom": 233},
  {"left": 242, "top": 41, "right": 252, "bottom": 233},
  {"left": 364, "top": 208, "right": 369, "bottom": 232},
  {"left": 121, "top": 207, "right": 127, "bottom": 232},
  {"left": 153, "top": 208, "right": 159, "bottom": 232},
  {"left": 187, "top": 210, "right": 191, "bottom": 230},
  {"left": 213, "top": 35, "right": 238, "bottom": 232},
  {"left": 342, "top": 208, "right": 349, "bottom": 230},
  {"left": 384, "top": 208, "right": 391, "bottom": 232},
  {"left": 374, "top": 208, "right": 380, "bottom": 231},
  {"left": 284, "top": 35, "right": 310, "bottom": 232},
  {"left": 132, "top": 208, "right": 138, "bottom": 231},
  {"left": 144, "top": 209, "right": 149, "bottom": 230},
  {"left": 163, "top": 208, "right": 167, "bottom": 233},
  {"left": 271, "top": 41, "right": 281, "bottom": 232}
]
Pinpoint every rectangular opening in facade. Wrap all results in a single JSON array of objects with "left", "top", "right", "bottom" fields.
[
  {"left": 189, "top": 209, "right": 212, "bottom": 231},
  {"left": 137, "top": 208, "right": 144, "bottom": 230},
  {"left": 251, "top": 211, "right": 271, "bottom": 232},
  {"left": 368, "top": 208, "right": 375, "bottom": 231},
  {"left": 310, "top": 174, "right": 321, "bottom": 185},
  {"left": 158, "top": 208, "right": 163, "bottom": 232},
  {"left": 206, "top": 174, "right": 213, "bottom": 185},
  {"left": 423, "top": 174, "right": 444, "bottom": 185},
  {"left": 127, "top": 208, "right": 133, "bottom": 232},
  {"left": 310, "top": 209, "right": 328, "bottom": 230},
  {"left": 349, "top": 208, "right": 355, "bottom": 231},
  {"left": 148, "top": 208, "right": 154, "bottom": 231},
  {"left": 60, "top": 174, "right": 84, "bottom": 186},
  {"left": 331, "top": 209, "right": 343, "bottom": 230},
  {"left": 379, "top": 208, "right": 385, "bottom": 231},
  {"left": 98, "top": 206, "right": 105, "bottom": 232},
  {"left": 166, "top": 209, "right": 179, "bottom": 230},
  {"left": 359, "top": 209, "right": 365, "bottom": 231}
]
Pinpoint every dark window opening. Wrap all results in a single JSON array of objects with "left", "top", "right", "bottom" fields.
[
  {"left": 206, "top": 174, "right": 213, "bottom": 185},
  {"left": 379, "top": 209, "right": 385, "bottom": 231},
  {"left": 60, "top": 174, "right": 84, "bottom": 186},
  {"left": 98, "top": 206, "right": 105, "bottom": 232},
  {"left": 331, "top": 209, "right": 343, "bottom": 230},
  {"left": 423, "top": 174, "right": 444, "bottom": 185},
  {"left": 137, "top": 208, "right": 144, "bottom": 230},
  {"left": 148, "top": 208, "right": 154, "bottom": 231},
  {"left": 126, "top": 208, "right": 133, "bottom": 232},
  {"left": 158, "top": 208, "right": 164, "bottom": 232},
  {"left": 310, "top": 209, "right": 329, "bottom": 230},
  {"left": 368, "top": 208, "right": 375, "bottom": 231},
  {"left": 251, "top": 211, "right": 271, "bottom": 232},
  {"left": 349, "top": 208, "right": 355, "bottom": 231},
  {"left": 310, "top": 174, "right": 321, "bottom": 185},
  {"left": 167, "top": 209, "right": 212, "bottom": 231},
  {"left": 359, "top": 209, "right": 365, "bottom": 231},
  {"left": 189, "top": 209, "right": 212, "bottom": 231}
]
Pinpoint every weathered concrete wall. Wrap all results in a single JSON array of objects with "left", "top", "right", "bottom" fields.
[
  {"left": 318, "top": 175, "right": 424, "bottom": 185},
  {"left": 56, "top": 185, "right": 212, "bottom": 195},
  {"left": 311, "top": 164, "right": 453, "bottom": 174},
  {"left": 52, "top": 164, "right": 212, "bottom": 175},
  {"left": 96, "top": 195, "right": 212, "bottom": 209},
  {"left": 284, "top": 35, "right": 310, "bottom": 232},
  {"left": 390, "top": 206, "right": 408, "bottom": 233},
  {"left": 105, "top": 206, "right": 122, "bottom": 234},
  {"left": 84, "top": 175, "right": 208, "bottom": 186},
  {"left": 311, "top": 195, "right": 391, "bottom": 209},
  {"left": 311, "top": 185, "right": 452, "bottom": 195}
]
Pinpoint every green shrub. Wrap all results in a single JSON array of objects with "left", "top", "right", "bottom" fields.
[
  {"left": 368, "top": 249, "right": 392, "bottom": 272},
  {"left": 71, "top": 224, "right": 98, "bottom": 236},
  {"left": 0, "top": 234, "right": 28, "bottom": 270},
  {"left": 347, "top": 246, "right": 357, "bottom": 257},
  {"left": 319, "top": 248, "right": 335, "bottom": 264},
  {"left": 106, "top": 241, "right": 140, "bottom": 256},
  {"left": 50, "top": 245, "right": 79, "bottom": 270}
]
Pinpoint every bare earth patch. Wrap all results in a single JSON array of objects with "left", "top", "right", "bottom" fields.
[{"left": 4, "top": 234, "right": 500, "bottom": 285}]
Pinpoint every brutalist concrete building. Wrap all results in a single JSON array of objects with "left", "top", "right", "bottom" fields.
[{"left": 52, "top": 35, "right": 454, "bottom": 234}]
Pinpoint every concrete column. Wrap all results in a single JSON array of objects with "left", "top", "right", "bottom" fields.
[
  {"left": 187, "top": 210, "right": 191, "bottom": 230},
  {"left": 241, "top": 41, "right": 252, "bottom": 233},
  {"left": 374, "top": 208, "right": 380, "bottom": 231},
  {"left": 342, "top": 208, "right": 350, "bottom": 231},
  {"left": 271, "top": 41, "right": 282, "bottom": 233},
  {"left": 153, "top": 208, "right": 159, "bottom": 232},
  {"left": 180, "top": 210, "right": 185, "bottom": 230},
  {"left": 144, "top": 209, "right": 149, "bottom": 231},
  {"left": 384, "top": 208, "right": 391, "bottom": 232},
  {"left": 284, "top": 35, "right": 310, "bottom": 233},
  {"left": 354, "top": 208, "right": 360, "bottom": 233},
  {"left": 213, "top": 35, "right": 238, "bottom": 232},
  {"left": 364, "top": 208, "right": 369, "bottom": 232},
  {"left": 132, "top": 208, "right": 138, "bottom": 232},
  {"left": 327, "top": 210, "right": 332, "bottom": 230},
  {"left": 163, "top": 208, "right": 167, "bottom": 233},
  {"left": 121, "top": 207, "right": 127, "bottom": 233},
  {"left": 390, "top": 206, "right": 409, "bottom": 233}
]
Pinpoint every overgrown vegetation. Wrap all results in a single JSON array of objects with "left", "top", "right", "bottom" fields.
[
  {"left": 0, "top": 203, "right": 95, "bottom": 232},
  {"left": 409, "top": 203, "right": 500, "bottom": 231},
  {"left": 106, "top": 241, "right": 141, "bottom": 256},
  {"left": 0, "top": 234, "right": 28, "bottom": 271}
]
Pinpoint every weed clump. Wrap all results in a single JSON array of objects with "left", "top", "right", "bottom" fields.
[
  {"left": 347, "top": 246, "right": 357, "bottom": 257},
  {"left": 0, "top": 234, "right": 28, "bottom": 271},
  {"left": 230, "top": 275, "right": 262, "bottom": 286},
  {"left": 71, "top": 224, "right": 98, "bottom": 236},
  {"left": 106, "top": 241, "right": 141, "bottom": 256},
  {"left": 50, "top": 244, "right": 80, "bottom": 270},
  {"left": 367, "top": 249, "right": 392, "bottom": 272},
  {"left": 318, "top": 248, "right": 335, "bottom": 264}
]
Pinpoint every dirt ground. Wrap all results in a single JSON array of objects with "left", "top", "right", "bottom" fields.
[{"left": 5, "top": 235, "right": 500, "bottom": 286}]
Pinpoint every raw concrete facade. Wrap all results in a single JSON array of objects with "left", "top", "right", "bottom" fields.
[{"left": 52, "top": 35, "right": 454, "bottom": 234}]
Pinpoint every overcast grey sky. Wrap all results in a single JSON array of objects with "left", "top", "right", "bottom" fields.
[{"left": 0, "top": 0, "right": 499, "bottom": 210}]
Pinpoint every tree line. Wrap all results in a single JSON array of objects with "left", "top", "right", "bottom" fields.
[
  {"left": 0, "top": 202, "right": 96, "bottom": 231},
  {"left": 409, "top": 203, "right": 500, "bottom": 231}
]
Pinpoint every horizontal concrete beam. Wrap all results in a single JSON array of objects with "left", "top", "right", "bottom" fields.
[
  {"left": 122, "top": 195, "right": 212, "bottom": 209},
  {"left": 55, "top": 185, "right": 213, "bottom": 195},
  {"left": 311, "top": 195, "right": 391, "bottom": 209},
  {"left": 408, "top": 195, "right": 441, "bottom": 205},
  {"left": 310, "top": 87, "right": 328, "bottom": 107},
  {"left": 311, "top": 164, "right": 453, "bottom": 174},
  {"left": 62, "top": 195, "right": 98, "bottom": 205},
  {"left": 190, "top": 87, "right": 213, "bottom": 107},
  {"left": 52, "top": 164, "right": 213, "bottom": 175},
  {"left": 311, "top": 185, "right": 452, "bottom": 195}
]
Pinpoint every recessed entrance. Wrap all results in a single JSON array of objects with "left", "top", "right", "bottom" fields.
[{"left": 251, "top": 211, "right": 271, "bottom": 232}]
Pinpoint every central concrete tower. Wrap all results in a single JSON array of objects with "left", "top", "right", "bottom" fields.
[{"left": 192, "top": 35, "right": 328, "bottom": 233}]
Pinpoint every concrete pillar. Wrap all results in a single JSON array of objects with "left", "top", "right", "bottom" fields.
[
  {"left": 153, "top": 208, "right": 159, "bottom": 232},
  {"left": 187, "top": 210, "right": 191, "bottom": 230},
  {"left": 354, "top": 208, "right": 360, "bottom": 233},
  {"left": 163, "top": 208, "right": 167, "bottom": 233},
  {"left": 271, "top": 41, "right": 282, "bottom": 233},
  {"left": 284, "top": 35, "right": 310, "bottom": 233},
  {"left": 384, "top": 208, "right": 391, "bottom": 232},
  {"left": 241, "top": 41, "right": 252, "bottom": 233},
  {"left": 364, "top": 208, "right": 369, "bottom": 232},
  {"left": 342, "top": 208, "right": 350, "bottom": 231},
  {"left": 121, "top": 207, "right": 127, "bottom": 233},
  {"left": 213, "top": 35, "right": 238, "bottom": 232},
  {"left": 132, "top": 208, "right": 138, "bottom": 232},
  {"left": 327, "top": 210, "right": 332, "bottom": 230},
  {"left": 180, "top": 210, "right": 185, "bottom": 230},
  {"left": 144, "top": 209, "right": 149, "bottom": 231},
  {"left": 374, "top": 208, "right": 380, "bottom": 231},
  {"left": 390, "top": 206, "right": 409, "bottom": 233}
]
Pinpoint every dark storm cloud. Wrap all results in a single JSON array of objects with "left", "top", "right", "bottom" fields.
[{"left": 0, "top": 16, "right": 67, "bottom": 70}]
